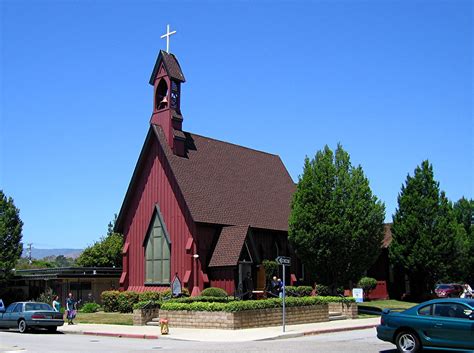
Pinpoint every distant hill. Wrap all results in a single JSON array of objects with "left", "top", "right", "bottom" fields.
[{"left": 22, "top": 248, "right": 83, "bottom": 259}]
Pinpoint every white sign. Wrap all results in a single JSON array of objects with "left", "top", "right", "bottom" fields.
[
  {"left": 352, "top": 288, "right": 364, "bottom": 303},
  {"left": 275, "top": 256, "right": 291, "bottom": 266}
]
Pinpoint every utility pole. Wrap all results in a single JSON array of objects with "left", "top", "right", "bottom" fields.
[{"left": 27, "top": 243, "right": 33, "bottom": 264}]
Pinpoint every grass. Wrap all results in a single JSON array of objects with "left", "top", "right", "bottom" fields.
[
  {"left": 74, "top": 311, "right": 133, "bottom": 325},
  {"left": 358, "top": 300, "right": 418, "bottom": 311}
]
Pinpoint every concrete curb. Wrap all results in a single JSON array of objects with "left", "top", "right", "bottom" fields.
[
  {"left": 83, "top": 331, "right": 159, "bottom": 339},
  {"left": 259, "top": 324, "right": 378, "bottom": 341}
]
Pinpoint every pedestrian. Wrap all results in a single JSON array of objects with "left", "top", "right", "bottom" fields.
[
  {"left": 66, "top": 292, "right": 76, "bottom": 325},
  {"left": 270, "top": 276, "right": 279, "bottom": 297},
  {"left": 461, "top": 283, "right": 473, "bottom": 299},
  {"left": 311, "top": 282, "right": 319, "bottom": 296},
  {"left": 52, "top": 295, "right": 61, "bottom": 312},
  {"left": 277, "top": 278, "right": 283, "bottom": 298}
]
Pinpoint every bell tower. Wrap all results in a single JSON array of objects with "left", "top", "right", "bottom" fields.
[{"left": 149, "top": 49, "right": 186, "bottom": 156}]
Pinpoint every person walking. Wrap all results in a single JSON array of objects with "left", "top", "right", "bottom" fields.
[
  {"left": 270, "top": 276, "right": 279, "bottom": 297},
  {"left": 277, "top": 278, "right": 283, "bottom": 298},
  {"left": 52, "top": 295, "right": 61, "bottom": 312},
  {"left": 461, "top": 283, "right": 473, "bottom": 299},
  {"left": 66, "top": 293, "right": 76, "bottom": 325}
]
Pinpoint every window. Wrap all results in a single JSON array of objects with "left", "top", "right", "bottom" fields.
[
  {"left": 418, "top": 305, "right": 432, "bottom": 316},
  {"left": 5, "top": 303, "right": 17, "bottom": 313},
  {"left": 145, "top": 210, "right": 171, "bottom": 284},
  {"left": 434, "top": 303, "right": 472, "bottom": 319},
  {"left": 25, "top": 303, "right": 52, "bottom": 311},
  {"left": 13, "top": 304, "right": 23, "bottom": 313}
]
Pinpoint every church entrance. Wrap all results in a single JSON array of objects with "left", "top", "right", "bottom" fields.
[{"left": 237, "top": 261, "right": 253, "bottom": 298}]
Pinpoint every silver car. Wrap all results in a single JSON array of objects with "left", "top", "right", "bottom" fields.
[{"left": 0, "top": 302, "right": 64, "bottom": 333}]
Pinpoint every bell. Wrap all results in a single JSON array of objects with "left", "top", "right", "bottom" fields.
[{"left": 160, "top": 96, "right": 168, "bottom": 104}]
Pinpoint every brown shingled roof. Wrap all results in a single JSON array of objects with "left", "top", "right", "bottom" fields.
[
  {"left": 382, "top": 223, "right": 393, "bottom": 248},
  {"left": 208, "top": 225, "right": 249, "bottom": 267},
  {"left": 149, "top": 50, "right": 185, "bottom": 84},
  {"left": 152, "top": 125, "right": 295, "bottom": 232}
]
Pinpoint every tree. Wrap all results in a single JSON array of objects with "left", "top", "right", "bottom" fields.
[
  {"left": 0, "top": 190, "right": 23, "bottom": 284},
  {"left": 453, "top": 197, "right": 474, "bottom": 283},
  {"left": 76, "top": 215, "right": 123, "bottom": 267},
  {"left": 390, "top": 161, "right": 468, "bottom": 299},
  {"left": 288, "top": 144, "right": 385, "bottom": 293}
]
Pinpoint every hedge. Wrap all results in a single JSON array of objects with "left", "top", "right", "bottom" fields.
[
  {"left": 138, "top": 291, "right": 162, "bottom": 302},
  {"left": 170, "top": 296, "right": 233, "bottom": 304},
  {"left": 133, "top": 300, "right": 161, "bottom": 310},
  {"left": 160, "top": 296, "right": 355, "bottom": 312},
  {"left": 80, "top": 302, "right": 100, "bottom": 313},
  {"left": 117, "top": 291, "right": 139, "bottom": 313},
  {"left": 101, "top": 290, "right": 121, "bottom": 312},
  {"left": 285, "top": 286, "right": 313, "bottom": 297}
]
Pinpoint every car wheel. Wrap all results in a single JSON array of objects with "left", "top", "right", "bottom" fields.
[
  {"left": 395, "top": 331, "right": 421, "bottom": 353},
  {"left": 47, "top": 326, "right": 57, "bottom": 333},
  {"left": 18, "top": 319, "right": 27, "bottom": 333}
]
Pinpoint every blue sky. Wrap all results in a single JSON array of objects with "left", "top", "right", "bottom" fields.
[{"left": 1, "top": 0, "right": 472, "bottom": 249}]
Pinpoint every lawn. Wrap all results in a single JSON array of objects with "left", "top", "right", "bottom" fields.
[
  {"left": 357, "top": 299, "right": 418, "bottom": 317},
  {"left": 74, "top": 311, "right": 133, "bottom": 325}
]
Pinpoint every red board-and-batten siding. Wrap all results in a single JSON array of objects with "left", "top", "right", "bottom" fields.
[{"left": 120, "top": 129, "right": 196, "bottom": 292}]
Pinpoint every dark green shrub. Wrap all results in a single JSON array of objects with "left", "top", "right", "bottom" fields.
[
  {"left": 138, "top": 291, "right": 161, "bottom": 302},
  {"left": 316, "top": 284, "right": 330, "bottom": 296},
  {"left": 296, "top": 286, "right": 313, "bottom": 296},
  {"left": 101, "top": 290, "right": 120, "bottom": 312},
  {"left": 117, "top": 291, "right": 139, "bottom": 313},
  {"left": 36, "top": 287, "right": 54, "bottom": 305},
  {"left": 170, "top": 296, "right": 233, "bottom": 304},
  {"left": 133, "top": 300, "right": 161, "bottom": 310},
  {"left": 160, "top": 295, "right": 355, "bottom": 312},
  {"left": 200, "top": 287, "right": 228, "bottom": 297},
  {"left": 161, "top": 287, "right": 190, "bottom": 300},
  {"left": 358, "top": 277, "right": 377, "bottom": 292},
  {"left": 262, "top": 260, "right": 279, "bottom": 286},
  {"left": 81, "top": 302, "right": 100, "bottom": 313},
  {"left": 284, "top": 286, "right": 298, "bottom": 296}
]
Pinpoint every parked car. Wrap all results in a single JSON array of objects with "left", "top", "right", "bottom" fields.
[
  {"left": 434, "top": 283, "right": 464, "bottom": 298},
  {"left": 0, "top": 302, "right": 64, "bottom": 333},
  {"left": 377, "top": 298, "right": 474, "bottom": 352}
]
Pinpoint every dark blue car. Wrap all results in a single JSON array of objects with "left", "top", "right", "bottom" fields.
[{"left": 377, "top": 298, "right": 474, "bottom": 352}]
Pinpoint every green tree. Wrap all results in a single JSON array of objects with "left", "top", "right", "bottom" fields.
[
  {"left": 288, "top": 144, "right": 385, "bottom": 293},
  {"left": 453, "top": 197, "right": 474, "bottom": 283},
  {"left": 0, "top": 190, "right": 24, "bottom": 284},
  {"left": 76, "top": 215, "right": 123, "bottom": 267},
  {"left": 390, "top": 161, "right": 468, "bottom": 299}
]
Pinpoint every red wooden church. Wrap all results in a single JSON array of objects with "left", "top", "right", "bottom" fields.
[{"left": 115, "top": 50, "right": 300, "bottom": 296}]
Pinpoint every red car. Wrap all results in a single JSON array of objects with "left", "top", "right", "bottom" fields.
[{"left": 434, "top": 284, "right": 463, "bottom": 298}]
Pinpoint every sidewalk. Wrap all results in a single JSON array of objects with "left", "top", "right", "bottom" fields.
[{"left": 58, "top": 317, "right": 380, "bottom": 342}]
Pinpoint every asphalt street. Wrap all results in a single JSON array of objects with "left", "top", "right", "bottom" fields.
[{"left": 0, "top": 328, "right": 399, "bottom": 353}]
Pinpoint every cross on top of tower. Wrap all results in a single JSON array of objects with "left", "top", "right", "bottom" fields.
[{"left": 161, "top": 24, "right": 177, "bottom": 53}]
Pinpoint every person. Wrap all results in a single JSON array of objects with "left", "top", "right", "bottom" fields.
[
  {"left": 66, "top": 293, "right": 76, "bottom": 325},
  {"left": 311, "top": 282, "right": 319, "bottom": 296},
  {"left": 243, "top": 272, "right": 254, "bottom": 300},
  {"left": 52, "top": 295, "right": 61, "bottom": 312},
  {"left": 270, "top": 276, "right": 279, "bottom": 297},
  {"left": 461, "top": 283, "right": 473, "bottom": 299},
  {"left": 277, "top": 278, "right": 283, "bottom": 298}
]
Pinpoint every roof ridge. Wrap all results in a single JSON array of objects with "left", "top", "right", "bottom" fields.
[{"left": 186, "top": 131, "right": 280, "bottom": 158}]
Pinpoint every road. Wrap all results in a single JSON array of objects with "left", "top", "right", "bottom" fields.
[{"left": 0, "top": 328, "right": 400, "bottom": 353}]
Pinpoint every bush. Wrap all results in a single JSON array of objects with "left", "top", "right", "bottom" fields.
[
  {"left": 81, "top": 302, "right": 100, "bottom": 313},
  {"left": 161, "top": 287, "right": 190, "bottom": 300},
  {"left": 262, "top": 260, "right": 279, "bottom": 286},
  {"left": 170, "top": 296, "right": 233, "bottom": 304},
  {"left": 160, "top": 296, "right": 355, "bottom": 312},
  {"left": 358, "top": 277, "right": 377, "bottom": 292},
  {"left": 316, "top": 284, "right": 330, "bottom": 296},
  {"left": 200, "top": 287, "right": 228, "bottom": 298},
  {"left": 36, "top": 287, "right": 54, "bottom": 305},
  {"left": 138, "top": 291, "right": 161, "bottom": 302},
  {"left": 133, "top": 300, "right": 161, "bottom": 310},
  {"left": 101, "top": 290, "right": 120, "bottom": 312},
  {"left": 117, "top": 291, "right": 139, "bottom": 313},
  {"left": 296, "top": 286, "right": 313, "bottom": 296}
]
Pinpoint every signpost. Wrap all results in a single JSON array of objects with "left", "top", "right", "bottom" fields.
[{"left": 275, "top": 256, "right": 291, "bottom": 332}]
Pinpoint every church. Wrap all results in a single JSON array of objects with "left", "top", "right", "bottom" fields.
[{"left": 114, "top": 40, "right": 300, "bottom": 296}]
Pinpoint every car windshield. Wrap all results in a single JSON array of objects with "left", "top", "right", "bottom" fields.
[
  {"left": 24, "top": 303, "right": 53, "bottom": 311},
  {"left": 436, "top": 285, "right": 452, "bottom": 290}
]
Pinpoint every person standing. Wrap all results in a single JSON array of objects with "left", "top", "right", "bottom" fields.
[
  {"left": 52, "top": 295, "right": 61, "bottom": 312},
  {"left": 270, "top": 276, "right": 279, "bottom": 297},
  {"left": 66, "top": 292, "right": 76, "bottom": 325},
  {"left": 277, "top": 278, "right": 283, "bottom": 298},
  {"left": 461, "top": 283, "right": 473, "bottom": 299},
  {"left": 243, "top": 272, "right": 254, "bottom": 300}
]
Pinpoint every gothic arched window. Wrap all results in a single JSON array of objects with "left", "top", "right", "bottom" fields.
[
  {"left": 155, "top": 79, "right": 168, "bottom": 110},
  {"left": 144, "top": 208, "right": 171, "bottom": 284}
]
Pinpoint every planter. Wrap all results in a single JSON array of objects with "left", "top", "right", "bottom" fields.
[
  {"left": 328, "top": 301, "right": 358, "bottom": 319},
  {"left": 158, "top": 304, "right": 329, "bottom": 329}
]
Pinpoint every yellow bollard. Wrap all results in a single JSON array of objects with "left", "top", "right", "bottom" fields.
[{"left": 160, "top": 318, "right": 169, "bottom": 335}]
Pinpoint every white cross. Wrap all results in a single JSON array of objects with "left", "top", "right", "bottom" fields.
[{"left": 161, "top": 24, "right": 177, "bottom": 53}]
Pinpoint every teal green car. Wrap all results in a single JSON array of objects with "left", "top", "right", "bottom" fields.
[{"left": 377, "top": 298, "right": 474, "bottom": 352}]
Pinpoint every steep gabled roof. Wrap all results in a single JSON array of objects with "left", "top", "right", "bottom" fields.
[
  {"left": 149, "top": 50, "right": 185, "bottom": 84},
  {"left": 208, "top": 225, "right": 249, "bottom": 267},
  {"left": 152, "top": 125, "right": 295, "bottom": 232}
]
